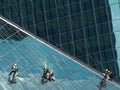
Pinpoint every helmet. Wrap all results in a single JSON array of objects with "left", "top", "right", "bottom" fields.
[
  {"left": 102, "top": 73, "right": 105, "bottom": 76},
  {"left": 44, "top": 66, "right": 47, "bottom": 70},
  {"left": 14, "top": 64, "right": 17, "bottom": 66},
  {"left": 106, "top": 69, "right": 108, "bottom": 72}
]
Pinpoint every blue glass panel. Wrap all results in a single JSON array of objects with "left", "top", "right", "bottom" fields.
[
  {"left": 116, "top": 48, "right": 120, "bottom": 59},
  {"left": 110, "top": 4, "right": 120, "bottom": 20},
  {"left": 112, "top": 20, "right": 120, "bottom": 32},
  {"left": 117, "top": 60, "right": 120, "bottom": 73},
  {"left": 114, "top": 31, "right": 120, "bottom": 47},
  {"left": 108, "top": 0, "right": 118, "bottom": 5}
]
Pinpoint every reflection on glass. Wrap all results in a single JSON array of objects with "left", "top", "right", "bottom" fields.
[
  {"left": 110, "top": 4, "right": 120, "bottom": 20},
  {"left": 112, "top": 20, "right": 120, "bottom": 32},
  {"left": 116, "top": 48, "right": 120, "bottom": 60},
  {"left": 114, "top": 32, "right": 120, "bottom": 48},
  {"left": 108, "top": 0, "right": 118, "bottom": 5}
]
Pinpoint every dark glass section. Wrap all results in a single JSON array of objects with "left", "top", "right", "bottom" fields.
[
  {"left": 44, "top": 0, "right": 55, "bottom": 10},
  {"left": 83, "top": 10, "right": 95, "bottom": 26},
  {"left": 97, "top": 22, "right": 109, "bottom": 34},
  {"left": 49, "top": 34, "right": 60, "bottom": 45},
  {"left": 59, "top": 17, "right": 70, "bottom": 33},
  {"left": 61, "top": 31, "right": 72, "bottom": 44},
  {"left": 95, "top": 7, "right": 107, "bottom": 23},
  {"left": 93, "top": 0, "right": 106, "bottom": 8},
  {"left": 62, "top": 42, "right": 74, "bottom": 55},
  {"left": 86, "top": 37, "right": 99, "bottom": 53},
  {"left": 88, "top": 52, "right": 101, "bottom": 67},
  {"left": 82, "top": 0, "right": 93, "bottom": 11},
  {"left": 74, "top": 40, "right": 86, "bottom": 56},
  {"left": 36, "top": 23, "right": 47, "bottom": 38},
  {"left": 85, "top": 25, "right": 96, "bottom": 38},
  {"left": 73, "top": 29, "right": 84, "bottom": 41},
  {"left": 71, "top": 14, "right": 83, "bottom": 30},
  {"left": 70, "top": 2, "right": 81, "bottom": 15},
  {"left": 47, "top": 20, "right": 59, "bottom": 36},
  {"left": 99, "top": 34, "right": 112, "bottom": 50}
]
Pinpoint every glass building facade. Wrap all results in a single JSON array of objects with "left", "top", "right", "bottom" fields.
[
  {"left": 0, "top": 16, "right": 120, "bottom": 89},
  {"left": 0, "top": 0, "right": 120, "bottom": 82}
]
